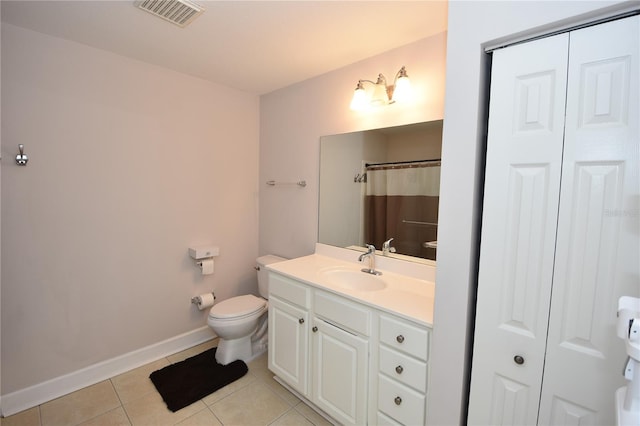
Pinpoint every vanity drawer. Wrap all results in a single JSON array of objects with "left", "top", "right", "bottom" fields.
[
  {"left": 379, "top": 315, "right": 429, "bottom": 360},
  {"left": 314, "top": 290, "right": 371, "bottom": 336},
  {"left": 379, "top": 345, "right": 428, "bottom": 392},
  {"left": 378, "top": 374, "right": 425, "bottom": 426},
  {"left": 269, "top": 272, "right": 311, "bottom": 309}
]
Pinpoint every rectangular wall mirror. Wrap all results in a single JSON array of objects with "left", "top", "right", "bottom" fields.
[{"left": 319, "top": 120, "right": 443, "bottom": 262}]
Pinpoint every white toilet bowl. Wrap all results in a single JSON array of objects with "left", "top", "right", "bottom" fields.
[
  {"left": 207, "top": 255, "right": 285, "bottom": 365},
  {"left": 207, "top": 294, "right": 268, "bottom": 365}
]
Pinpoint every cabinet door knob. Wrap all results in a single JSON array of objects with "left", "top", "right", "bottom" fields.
[
  {"left": 298, "top": 318, "right": 304, "bottom": 324},
  {"left": 394, "top": 396, "right": 402, "bottom": 405},
  {"left": 312, "top": 326, "right": 318, "bottom": 332},
  {"left": 395, "top": 365, "right": 404, "bottom": 374},
  {"left": 396, "top": 335, "right": 405, "bottom": 343},
  {"left": 514, "top": 355, "right": 525, "bottom": 365}
]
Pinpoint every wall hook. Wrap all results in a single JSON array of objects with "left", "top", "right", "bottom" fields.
[{"left": 16, "top": 144, "right": 28, "bottom": 166}]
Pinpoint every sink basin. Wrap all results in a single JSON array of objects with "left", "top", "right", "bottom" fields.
[{"left": 321, "top": 268, "right": 387, "bottom": 291}]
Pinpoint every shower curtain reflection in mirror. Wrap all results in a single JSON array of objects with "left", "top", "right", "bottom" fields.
[{"left": 364, "top": 160, "right": 440, "bottom": 260}]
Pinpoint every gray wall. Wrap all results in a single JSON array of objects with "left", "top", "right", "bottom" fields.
[
  {"left": 1, "top": 24, "right": 260, "bottom": 394},
  {"left": 259, "top": 34, "right": 448, "bottom": 260}
]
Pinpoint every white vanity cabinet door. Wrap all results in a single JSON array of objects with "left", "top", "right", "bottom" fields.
[
  {"left": 311, "top": 317, "right": 369, "bottom": 426},
  {"left": 268, "top": 296, "right": 309, "bottom": 396}
]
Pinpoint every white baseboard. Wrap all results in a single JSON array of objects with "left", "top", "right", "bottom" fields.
[{"left": 1, "top": 326, "right": 216, "bottom": 417}]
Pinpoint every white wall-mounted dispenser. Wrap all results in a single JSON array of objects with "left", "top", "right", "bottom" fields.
[{"left": 189, "top": 245, "right": 219, "bottom": 275}]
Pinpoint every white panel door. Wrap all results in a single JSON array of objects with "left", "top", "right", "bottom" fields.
[
  {"left": 538, "top": 16, "right": 639, "bottom": 425},
  {"left": 268, "top": 297, "right": 309, "bottom": 395},
  {"left": 312, "top": 319, "right": 368, "bottom": 426},
  {"left": 468, "top": 34, "right": 569, "bottom": 425}
]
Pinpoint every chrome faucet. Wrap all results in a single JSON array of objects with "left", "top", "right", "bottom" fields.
[
  {"left": 359, "top": 244, "right": 382, "bottom": 275},
  {"left": 382, "top": 238, "right": 396, "bottom": 256}
]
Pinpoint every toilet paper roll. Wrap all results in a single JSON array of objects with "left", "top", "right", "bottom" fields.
[
  {"left": 196, "top": 293, "right": 215, "bottom": 310},
  {"left": 200, "top": 259, "right": 214, "bottom": 275}
]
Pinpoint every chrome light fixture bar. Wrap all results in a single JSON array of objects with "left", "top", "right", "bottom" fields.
[{"left": 350, "top": 66, "right": 412, "bottom": 111}]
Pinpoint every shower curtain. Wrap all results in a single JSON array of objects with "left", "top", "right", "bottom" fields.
[{"left": 363, "top": 161, "right": 440, "bottom": 260}]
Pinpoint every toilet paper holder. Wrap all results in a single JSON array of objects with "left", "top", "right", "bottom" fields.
[
  {"left": 189, "top": 245, "right": 219, "bottom": 275},
  {"left": 189, "top": 246, "right": 219, "bottom": 260},
  {"left": 191, "top": 292, "right": 216, "bottom": 305}
]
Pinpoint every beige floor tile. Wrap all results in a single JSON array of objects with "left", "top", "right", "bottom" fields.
[
  {"left": 175, "top": 408, "right": 222, "bottom": 426},
  {"left": 269, "top": 409, "right": 314, "bottom": 426},
  {"left": 79, "top": 407, "right": 131, "bottom": 426},
  {"left": 1, "top": 406, "right": 41, "bottom": 426},
  {"left": 246, "top": 352, "right": 269, "bottom": 372},
  {"left": 220, "top": 369, "right": 257, "bottom": 394},
  {"left": 293, "top": 402, "right": 333, "bottom": 426},
  {"left": 123, "top": 389, "right": 205, "bottom": 426},
  {"left": 4, "top": 342, "right": 339, "bottom": 426},
  {"left": 248, "top": 353, "right": 299, "bottom": 406},
  {"left": 209, "top": 381, "right": 290, "bottom": 426},
  {"left": 111, "top": 358, "right": 171, "bottom": 404},
  {"left": 200, "top": 384, "right": 233, "bottom": 407},
  {"left": 167, "top": 340, "right": 218, "bottom": 364},
  {"left": 201, "top": 365, "right": 257, "bottom": 407},
  {"left": 251, "top": 369, "right": 300, "bottom": 406},
  {"left": 40, "top": 381, "right": 121, "bottom": 426}
]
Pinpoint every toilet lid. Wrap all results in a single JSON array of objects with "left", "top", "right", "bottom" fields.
[{"left": 209, "top": 294, "right": 266, "bottom": 319}]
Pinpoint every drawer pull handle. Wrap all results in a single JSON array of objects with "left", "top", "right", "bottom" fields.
[
  {"left": 395, "top": 365, "right": 404, "bottom": 374},
  {"left": 394, "top": 396, "right": 402, "bottom": 405},
  {"left": 312, "top": 326, "right": 318, "bottom": 332},
  {"left": 396, "top": 335, "right": 405, "bottom": 343},
  {"left": 514, "top": 355, "right": 525, "bottom": 365},
  {"left": 298, "top": 318, "right": 305, "bottom": 324}
]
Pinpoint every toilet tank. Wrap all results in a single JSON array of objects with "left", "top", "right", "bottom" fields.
[{"left": 256, "top": 255, "right": 286, "bottom": 298}]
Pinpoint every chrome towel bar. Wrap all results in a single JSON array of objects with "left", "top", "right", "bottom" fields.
[{"left": 266, "top": 180, "right": 306, "bottom": 187}]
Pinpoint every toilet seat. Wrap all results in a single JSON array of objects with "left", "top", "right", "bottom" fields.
[{"left": 208, "top": 294, "right": 266, "bottom": 321}]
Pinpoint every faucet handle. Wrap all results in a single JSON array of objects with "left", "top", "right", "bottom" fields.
[
  {"left": 383, "top": 238, "right": 396, "bottom": 255},
  {"left": 365, "top": 244, "right": 376, "bottom": 253}
]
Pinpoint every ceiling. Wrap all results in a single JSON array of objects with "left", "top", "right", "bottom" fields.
[{"left": 1, "top": 0, "right": 448, "bottom": 94}]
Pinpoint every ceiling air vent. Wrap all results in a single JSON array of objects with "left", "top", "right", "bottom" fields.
[{"left": 136, "top": 0, "right": 204, "bottom": 28}]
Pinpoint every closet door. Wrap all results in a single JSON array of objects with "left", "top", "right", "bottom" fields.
[
  {"left": 538, "top": 16, "right": 639, "bottom": 424},
  {"left": 467, "top": 34, "right": 569, "bottom": 425}
]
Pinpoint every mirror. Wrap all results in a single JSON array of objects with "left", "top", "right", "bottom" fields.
[{"left": 319, "top": 120, "right": 442, "bottom": 262}]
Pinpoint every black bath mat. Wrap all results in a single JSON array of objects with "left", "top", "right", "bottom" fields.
[{"left": 149, "top": 347, "right": 248, "bottom": 412}]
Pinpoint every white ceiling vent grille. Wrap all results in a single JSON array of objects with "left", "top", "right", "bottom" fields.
[{"left": 136, "top": 0, "right": 204, "bottom": 28}]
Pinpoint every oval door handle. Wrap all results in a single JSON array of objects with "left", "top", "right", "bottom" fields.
[
  {"left": 298, "top": 318, "right": 304, "bottom": 324},
  {"left": 395, "top": 365, "right": 404, "bottom": 374},
  {"left": 396, "top": 335, "right": 405, "bottom": 343},
  {"left": 312, "top": 326, "right": 318, "bottom": 332},
  {"left": 514, "top": 355, "right": 525, "bottom": 365},
  {"left": 394, "top": 396, "right": 402, "bottom": 405}
]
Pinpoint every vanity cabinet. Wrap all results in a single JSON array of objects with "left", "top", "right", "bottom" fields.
[
  {"left": 268, "top": 270, "right": 431, "bottom": 425},
  {"left": 268, "top": 273, "right": 311, "bottom": 396}
]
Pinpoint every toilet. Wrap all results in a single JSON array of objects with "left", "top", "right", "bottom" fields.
[{"left": 207, "top": 255, "right": 285, "bottom": 365}]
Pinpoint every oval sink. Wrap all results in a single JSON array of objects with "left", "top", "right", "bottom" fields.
[{"left": 321, "top": 268, "right": 387, "bottom": 291}]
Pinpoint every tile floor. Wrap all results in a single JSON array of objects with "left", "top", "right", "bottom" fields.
[{"left": 1, "top": 340, "right": 332, "bottom": 426}]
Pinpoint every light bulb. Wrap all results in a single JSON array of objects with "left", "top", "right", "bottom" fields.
[
  {"left": 392, "top": 73, "right": 412, "bottom": 103},
  {"left": 350, "top": 83, "right": 368, "bottom": 111},
  {"left": 371, "top": 82, "right": 389, "bottom": 107}
]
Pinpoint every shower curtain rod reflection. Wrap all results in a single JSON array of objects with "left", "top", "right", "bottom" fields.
[{"left": 365, "top": 159, "right": 441, "bottom": 170}]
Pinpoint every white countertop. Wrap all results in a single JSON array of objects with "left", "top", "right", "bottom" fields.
[{"left": 267, "top": 253, "right": 435, "bottom": 327}]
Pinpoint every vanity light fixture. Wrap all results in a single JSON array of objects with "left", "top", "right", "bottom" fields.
[{"left": 350, "top": 66, "right": 412, "bottom": 110}]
